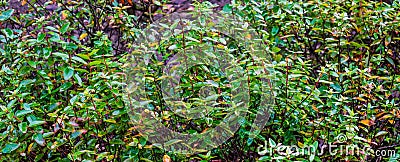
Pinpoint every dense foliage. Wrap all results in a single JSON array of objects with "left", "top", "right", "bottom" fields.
[{"left": 0, "top": 0, "right": 399, "bottom": 161}]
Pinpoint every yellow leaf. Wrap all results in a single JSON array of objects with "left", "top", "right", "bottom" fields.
[
  {"left": 61, "top": 11, "right": 68, "bottom": 20},
  {"left": 245, "top": 34, "right": 252, "bottom": 39},
  {"left": 360, "top": 119, "right": 375, "bottom": 126},
  {"left": 92, "top": 98, "right": 102, "bottom": 102},
  {"left": 104, "top": 119, "right": 116, "bottom": 124},
  {"left": 149, "top": 42, "right": 158, "bottom": 47},
  {"left": 312, "top": 104, "right": 318, "bottom": 112},
  {"left": 298, "top": 141, "right": 304, "bottom": 148},
  {"left": 162, "top": 115, "right": 170, "bottom": 120},
  {"left": 369, "top": 76, "right": 380, "bottom": 80},
  {"left": 379, "top": 77, "right": 390, "bottom": 80},
  {"left": 355, "top": 97, "right": 366, "bottom": 102},
  {"left": 27, "top": 143, "right": 34, "bottom": 153},
  {"left": 378, "top": 114, "right": 393, "bottom": 120},
  {"left": 144, "top": 145, "right": 153, "bottom": 149},
  {"left": 163, "top": 154, "right": 171, "bottom": 162},
  {"left": 352, "top": 23, "right": 360, "bottom": 33},
  {"left": 22, "top": 0, "right": 27, "bottom": 6},
  {"left": 299, "top": 131, "right": 312, "bottom": 136},
  {"left": 145, "top": 77, "right": 154, "bottom": 81},
  {"left": 79, "top": 33, "right": 88, "bottom": 40},
  {"left": 302, "top": 114, "right": 307, "bottom": 119},
  {"left": 216, "top": 44, "right": 225, "bottom": 49},
  {"left": 375, "top": 111, "right": 386, "bottom": 118}
]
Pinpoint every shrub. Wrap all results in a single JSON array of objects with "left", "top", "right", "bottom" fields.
[{"left": 0, "top": 0, "right": 399, "bottom": 161}]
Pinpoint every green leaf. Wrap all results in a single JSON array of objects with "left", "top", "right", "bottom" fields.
[
  {"left": 33, "top": 133, "right": 45, "bottom": 146},
  {"left": 205, "top": 117, "right": 213, "bottom": 126},
  {"left": 74, "top": 74, "right": 83, "bottom": 86},
  {"left": 15, "top": 110, "right": 34, "bottom": 117},
  {"left": 72, "top": 56, "right": 88, "bottom": 64},
  {"left": 168, "top": 44, "right": 178, "bottom": 50},
  {"left": 153, "top": 0, "right": 161, "bottom": 5},
  {"left": 274, "top": 54, "right": 282, "bottom": 61},
  {"left": 37, "top": 33, "right": 46, "bottom": 42},
  {"left": 269, "top": 138, "right": 276, "bottom": 147},
  {"left": 18, "top": 122, "right": 27, "bottom": 133},
  {"left": 330, "top": 83, "right": 342, "bottom": 92},
  {"left": 0, "top": 9, "right": 14, "bottom": 21},
  {"left": 28, "top": 61, "right": 37, "bottom": 68},
  {"left": 319, "top": 80, "right": 334, "bottom": 84},
  {"left": 375, "top": 131, "right": 388, "bottom": 137},
  {"left": 1, "top": 143, "right": 19, "bottom": 153},
  {"left": 271, "top": 26, "right": 279, "bottom": 36},
  {"left": 139, "top": 137, "right": 147, "bottom": 146},
  {"left": 43, "top": 47, "right": 52, "bottom": 58},
  {"left": 50, "top": 33, "right": 61, "bottom": 42},
  {"left": 2, "top": 28, "right": 13, "bottom": 38},
  {"left": 312, "top": 141, "right": 318, "bottom": 151},
  {"left": 2, "top": 65, "right": 14, "bottom": 74},
  {"left": 64, "top": 42, "right": 78, "bottom": 50},
  {"left": 7, "top": 99, "right": 17, "bottom": 109},
  {"left": 310, "top": 153, "right": 315, "bottom": 162},
  {"left": 60, "top": 22, "right": 70, "bottom": 34},
  {"left": 29, "top": 120, "right": 46, "bottom": 127},
  {"left": 53, "top": 52, "right": 69, "bottom": 60},
  {"left": 110, "top": 139, "right": 125, "bottom": 145},
  {"left": 70, "top": 95, "right": 78, "bottom": 105},
  {"left": 77, "top": 54, "right": 90, "bottom": 60},
  {"left": 164, "top": 139, "right": 182, "bottom": 147},
  {"left": 258, "top": 156, "right": 271, "bottom": 161},
  {"left": 43, "top": 132, "right": 54, "bottom": 138},
  {"left": 19, "top": 79, "right": 36, "bottom": 88},
  {"left": 48, "top": 102, "right": 61, "bottom": 112},
  {"left": 71, "top": 131, "right": 82, "bottom": 139},
  {"left": 386, "top": 58, "right": 395, "bottom": 66},
  {"left": 222, "top": 4, "right": 232, "bottom": 13},
  {"left": 63, "top": 67, "right": 74, "bottom": 80},
  {"left": 89, "top": 61, "right": 102, "bottom": 66},
  {"left": 247, "top": 138, "right": 254, "bottom": 146},
  {"left": 45, "top": 26, "right": 58, "bottom": 32},
  {"left": 288, "top": 74, "right": 303, "bottom": 79},
  {"left": 88, "top": 49, "right": 99, "bottom": 56},
  {"left": 23, "top": 103, "right": 30, "bottom": 110},
  {"left": 60, "top": 82, "right": 73, "bottom": 91},
  {"left": 112, "top": 109, "right": 125, "bottom": 116},
  {"left": 271, "top": 47, "right": 281, "bottom": 53}
]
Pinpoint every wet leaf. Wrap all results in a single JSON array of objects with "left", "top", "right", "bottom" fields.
[
  {"left": 1, "top": 143, "right": 19, "bottom": 153},
  {"left": 63, "top": 67, "right": 74, "bottom": 80},
  {"left": 0, "top": 9, "right": 14, "bottom": 21}
]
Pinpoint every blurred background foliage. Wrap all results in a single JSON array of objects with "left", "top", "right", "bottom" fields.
[{"left": 0, "top": 0, "right": 399, "bottom": 161}]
